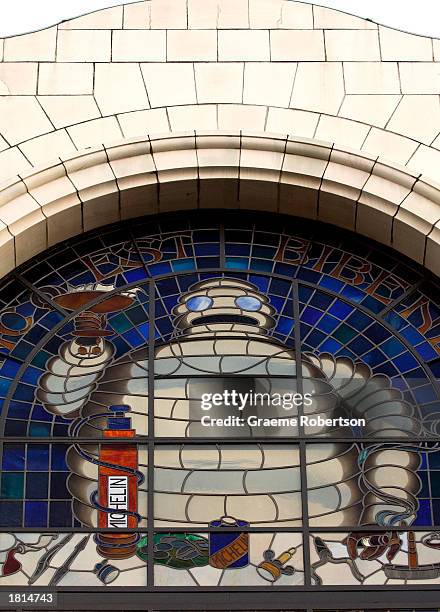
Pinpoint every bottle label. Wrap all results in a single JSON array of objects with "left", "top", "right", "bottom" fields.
[{"left": 107, "top": 476, "right": 128, "bottom": 528}]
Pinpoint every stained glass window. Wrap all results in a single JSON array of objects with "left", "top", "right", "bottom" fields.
[{"left": 0, "top": 211, "right": 439, "bottom": 609}]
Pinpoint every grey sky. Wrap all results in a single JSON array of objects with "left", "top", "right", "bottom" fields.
[{"left": 0, "top": 0, "right": 439, "bottom": 38}]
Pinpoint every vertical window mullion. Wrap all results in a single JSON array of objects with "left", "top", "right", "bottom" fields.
[
  {"left": 147, "top": 279, "right": 155, "bottom": 590},
  {"left": 293, "top": 279, "right": 312, "bottom": 586}
]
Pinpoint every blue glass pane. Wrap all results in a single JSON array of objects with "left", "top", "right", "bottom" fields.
[
  {"left": 27, "top": 445, "right": 49, "bottom": 470},
  {"left": 0, "top": 502, "right": 22, "bottom": 527},
  {"left": 26, "top": 473, "right": 48, "bottom": 499},
  {"left": 24, "top": 501, "right": 47, "bottom": 527},
  {"left": 49, "top": 501, "right": 73, "bottom": 527},
  {"left": 2, "top": 444, "right": 25, "bottom": 470}
]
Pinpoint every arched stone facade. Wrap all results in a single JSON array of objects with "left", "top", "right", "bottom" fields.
[
  {"left": 0, "top": 1, "right": 440, "bottom": 278},
  {"left": 1, "top": 132, "right": 440, "bottom": 279},
  {"left": 2, "top": 6, "right": 440, "bottom": 606}
]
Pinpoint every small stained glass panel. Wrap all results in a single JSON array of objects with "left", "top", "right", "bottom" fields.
[
  {"left": 0, "top": 444, "right": 148, "bottom": 529},
  {"left": 306, "top": 443, "right": 440, "bottom": 528},
  {"left": 5, "top": 286, "right": 149, "bottom": 437},
  {"left": 152, "top": 532, "right": 303, "bottom": 586},
  {"left": 311, "top": 531, "right": 440, "bottom": 586},
  {"left": 154, "top": 445, "right": 301, "bottom": 528},
  {"left": 0, "top": 532, "right": 147, "bottom": 586}
]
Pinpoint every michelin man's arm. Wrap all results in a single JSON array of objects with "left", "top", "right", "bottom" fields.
[
  {"left": 307, "top": 353, "right": 421, "bottom": 526},
  {"left": 37, "top": 338, "right": 114, "bottom": 419}
]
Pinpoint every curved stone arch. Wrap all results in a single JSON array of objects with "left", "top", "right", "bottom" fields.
[
  {"left": 1, "top": 104, "right": 439, "bottom": 186},
  {"left": 0, "top": 132, "right": 439, "bottom": 281}
]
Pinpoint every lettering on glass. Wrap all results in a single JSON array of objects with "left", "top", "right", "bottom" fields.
[
  {"left": 310, "top": 246, "right": 408, "bottom": 304},
  {"left": 107, "top": 476, "right": 128, "bottom": 528},
  {"left": 400, "top": 295, "right": 440, "bottom": 355}
]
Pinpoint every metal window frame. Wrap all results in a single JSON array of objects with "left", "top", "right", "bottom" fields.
[{"left": 0, "top": 218, "right": 439, "bottom": 609}]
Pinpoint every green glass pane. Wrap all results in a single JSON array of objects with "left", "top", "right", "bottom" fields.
[
  {"left": 333, "top": 324, "right": 357, "bottom": 344},
  {"left": 1, "top": 472, "right": 24, "bottom": 499},
  {"left": 109, "top": 312, "right": 132, "bottom": 333},
  {"left": 29, "top": 423, "right": 51, "bottom": 436}
]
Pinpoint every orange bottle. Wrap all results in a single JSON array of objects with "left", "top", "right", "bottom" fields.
[{"left": 95, "top": 405, "right": 139, "bottom": 559}]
